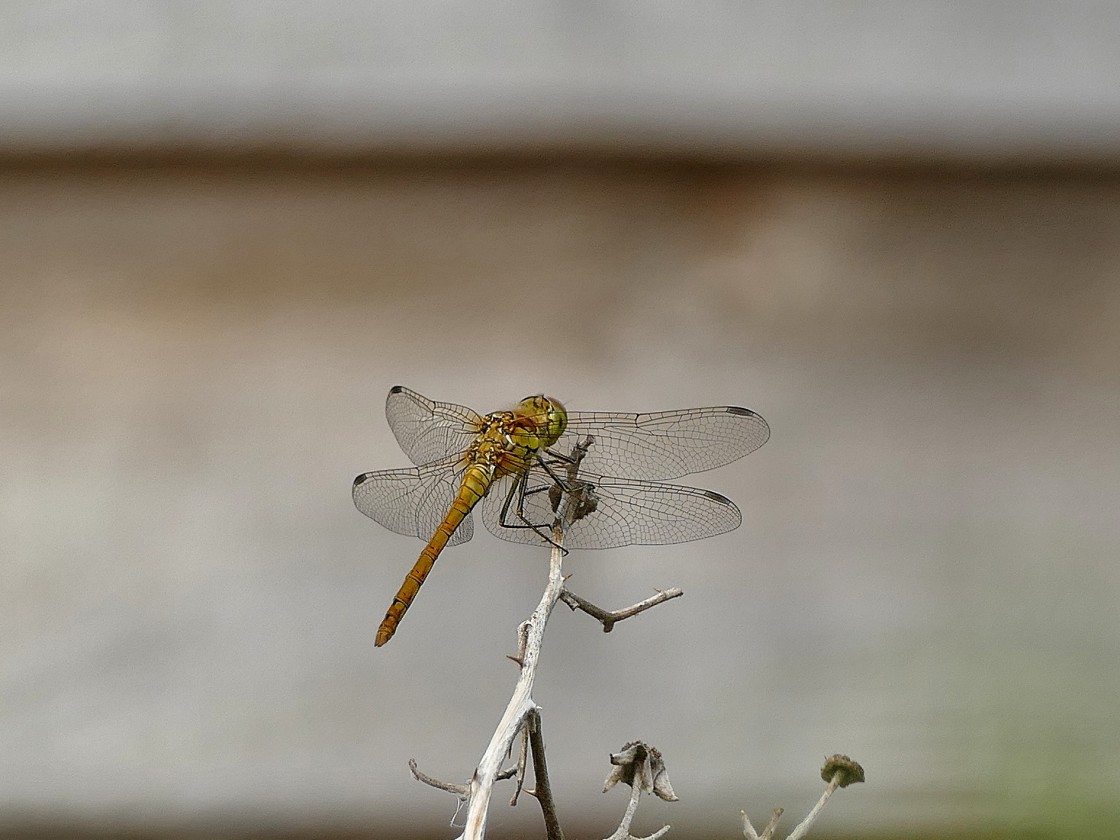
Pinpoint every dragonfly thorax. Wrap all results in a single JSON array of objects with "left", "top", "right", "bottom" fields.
[{"left": 464, "top": 396, "right": 566, "bottom": 480}]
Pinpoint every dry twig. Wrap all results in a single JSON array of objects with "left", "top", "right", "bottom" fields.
[{"left": 559, "top": 587, "right": 683, "bottom": 632}]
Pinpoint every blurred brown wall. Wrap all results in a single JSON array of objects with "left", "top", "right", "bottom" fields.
[{"left": 4, "top": 154, "right": 1120, "bottom": 839}]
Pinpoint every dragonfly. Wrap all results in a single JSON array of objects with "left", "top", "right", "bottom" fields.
[{"left": 353, "top": 385, "right": 770, "bottom": 646}]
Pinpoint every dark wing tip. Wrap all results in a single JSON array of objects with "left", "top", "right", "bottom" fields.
[
  {"left": 702, "top": 489, "right": 735, "bottom": 506},
  {"left": 726, "top": 405, "right": 771, "bottom": 442},
  {"left": 389, "top": 385, "right": 405, "bottom": 394},
  {"left": 726, "top": 405, "right": 758, "bottom": 418},
  {"left": 352, "top": 472, "right": 372, "bottom": 489}
]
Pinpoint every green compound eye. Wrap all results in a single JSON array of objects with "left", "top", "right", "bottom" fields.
[{"left": 518, "top": 395, "right": 567, "bottom": 444}]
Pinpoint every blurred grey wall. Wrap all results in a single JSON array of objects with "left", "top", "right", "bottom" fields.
[
  {"left": 3, "top": 4, "right": 1120, "bottom": 839},
  {"left": 5, "top": 1, "right": 1120, "bottom": 161}
]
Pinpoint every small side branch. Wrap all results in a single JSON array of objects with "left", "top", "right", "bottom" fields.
[
  {"left": 508, "top": 726, "right": 530, "bottom": 806},
  {"left": 604, "top": 782, "right": 670, "bottom": 840},
  {"left": 740, "top": 807, "right": 783, "bottom": 840},
  {"left": 526, "top": 710, "right": 564, "bottom": 840},
  {"left": 560, "top": 587, "right": 683, "bottom": 633},
  {"left": 409, "top": 758, "right": 470, "bottom": 802}
]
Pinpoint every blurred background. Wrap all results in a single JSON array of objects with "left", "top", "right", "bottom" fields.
[{"left": 3, "top": 3, "right": 1120, "bottom": 839}]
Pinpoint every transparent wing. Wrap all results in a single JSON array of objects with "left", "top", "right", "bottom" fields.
[
  {"left": 554, "top": 405, "right": 769, "bottom": 481},
  {"left": 385, "top": 385, "right": 484, "bottom": 467},
  {"left": 479, "top": 468, "right": 741, "bottom": 550},
  {"left": 352, "top": 456, "right": 474, "bottom": 546}
]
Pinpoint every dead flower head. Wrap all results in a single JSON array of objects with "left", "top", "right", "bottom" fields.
[{"left": 603, "top": 741, "right": 678, "bottom": 802}]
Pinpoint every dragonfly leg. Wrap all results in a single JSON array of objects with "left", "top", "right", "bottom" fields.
[
  {"left": 494, "top": 437, "right": 597, "bottom": 550},
  {"left": 535, "top": 455, "right": 577, "bottom": 491},
  {"left": 496, "top": 472, "right": 568, "bottom": 553},
  {"left": 540, "top": 435, "right": 595, "bottom": 488},
  {"left": 521, "top": 436, "right": 600, "bottom": 534}
]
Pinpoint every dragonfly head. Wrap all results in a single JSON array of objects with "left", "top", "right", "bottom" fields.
[{"left": 515, "top": 394, "right": 568, "bottom": 446}]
